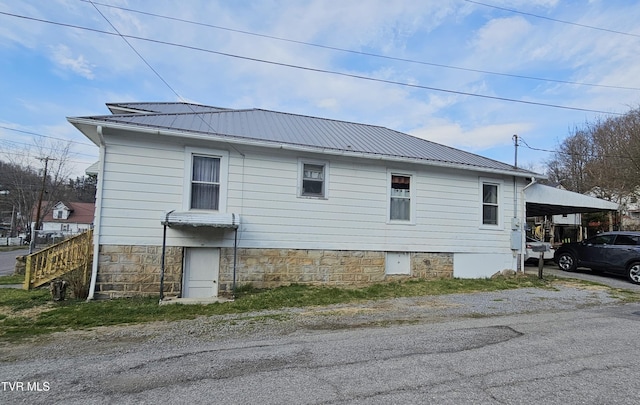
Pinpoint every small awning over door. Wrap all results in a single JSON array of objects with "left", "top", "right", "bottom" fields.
[{"left": 161, "top": 211, "right": 239, "bottom": 228}]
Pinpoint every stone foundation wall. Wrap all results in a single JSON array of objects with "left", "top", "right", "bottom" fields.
[
  {"left": 219, "top": 248, "right": 453, "bottom": 292},
  {"left": 95, "top": 245, "right": 183, "bottom": 299},
  {"left": 94, "top": 245, "right": 454, "bottom": 298},
  {"left": 411, "top": 252, "right": 454, "bottom": 279}
]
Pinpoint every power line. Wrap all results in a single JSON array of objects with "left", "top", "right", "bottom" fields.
[
  {"left": 0, "top": 138, "right": 97, "bottom": 159},
  {"left": 86, "top": 1, "right": 222, "bottom": 138},
  {"left": 464, "top": 0, "right": 640, "bottom": 39},
  {"left": 519, "top": 137, "right": 639, "bottom": 161},
  {"left": 0, "top": 10, "right": 625, "bottom": 116},
  {"left": 0, "top": 125, "right": 96, "bottom": 148},
  {"left": 82, "top": 0, "right": 640, "bottom": 92},
  {"left": 87, "top": 1, "right": 187, "bottom": 106}
]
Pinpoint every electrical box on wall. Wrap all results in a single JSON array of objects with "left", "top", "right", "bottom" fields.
[
  {"left": 511, "top": 230, "right": 522, "bottom": 251},
  {"left": 511, "top": 217, "right": 521, "bottom": 231}
]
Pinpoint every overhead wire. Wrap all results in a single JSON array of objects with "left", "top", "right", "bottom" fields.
[
  {"left": 79, "top": 0, "right": 640, "bottom": 91},
  {"left": 519, "top": 137, "right": 639, "bottom": 162},
  {"left": 0, "top": 10, "right": 626, "bottom": 116},
  {"left": 0, "top": 138, "right": 97, "bottom": 159},
  {"left": 0, "top": 125, "right": 96, "bottom": 148},
  {"left": 463, "top": 0, "right": 640, "bottom": 39}
]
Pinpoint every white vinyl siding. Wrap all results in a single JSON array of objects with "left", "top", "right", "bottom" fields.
[{"left": 96, "top": 131, "right": 522, "bottom": 272}]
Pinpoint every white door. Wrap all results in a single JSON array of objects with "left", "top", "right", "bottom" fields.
[
  {"left": 385, "top": 252, "right": 410, "bottom": 275},
  {"left": 183, "top": 248, "right": 219, "bottom": 298}
]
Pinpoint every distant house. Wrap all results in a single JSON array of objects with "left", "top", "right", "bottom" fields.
[
  {"left": 68, "top": 102, "right": 613, "bottom": 300},
  {"left": 40, "top": 201, "right": 95, "bottom": 235}
]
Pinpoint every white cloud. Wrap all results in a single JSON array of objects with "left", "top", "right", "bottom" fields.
[
  {"left": 50, "top": 44, "right": 95, "bottom": 79},
  {"left": 410, "top": 119, "right": 534, "bottom": 151}
]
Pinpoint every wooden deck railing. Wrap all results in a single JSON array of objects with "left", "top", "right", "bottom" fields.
[{"left": 23, "top": 229, "right": 93, "bottom": 290}]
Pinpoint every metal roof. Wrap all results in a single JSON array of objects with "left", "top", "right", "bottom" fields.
[
  {"left": 72, "top": 103, "right": 538, "bottom": 176},
  {"left": 524, "top": 183, "right": 619, "bottom": 215},
  {"left": 161, "top": 211, "right": 239, "bottom": 228},
  {"left": 107, "top": 102, "right": 229, "bottom": 115}
]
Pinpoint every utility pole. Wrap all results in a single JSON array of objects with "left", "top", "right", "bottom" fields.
[
  {"left": 9, "top": 205, "right": 15, "bottom": 237},
  {"left": 30, "top": 156, "right": 55, "bottom": 253},
  {"left": 512, "top": 134, "right": 519, "bottom": 168}
]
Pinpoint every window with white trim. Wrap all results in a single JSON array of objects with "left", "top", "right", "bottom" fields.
[
  {"left": 298, "top": 160, "right": 328, "bottom": 198},
  {"left": 482, "top": 182, "right": 499, "bottom": 225},
  {"left": 190, "top": 155, "right": 221, "bottom": 210},
  {"left": 390, "top": 174, "right": 411, "bottom": 221}
]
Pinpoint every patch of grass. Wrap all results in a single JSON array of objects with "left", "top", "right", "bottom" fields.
[
  {"left": 0, "top": 288, "right": 50, "bottom": 310},
  {"left": 0, "top": 246, "right": 28, "bottom": 253},
  {"left": 0, "top": 274, "right": 25, "bottom": 285},
  {"left": 0, "top": 275, "right": 557, "bottom": 342},
  {"left": 606, "top": 288, "right": 640, "bottom": 302}
]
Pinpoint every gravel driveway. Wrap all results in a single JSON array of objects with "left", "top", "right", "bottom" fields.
[{"left": 0, "top": 278, "right": 627, "bottom": 360}]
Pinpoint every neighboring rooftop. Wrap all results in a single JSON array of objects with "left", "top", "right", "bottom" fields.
[
  {"left": 40, "top": 202, "right": 95, "bottom": 224},
  {"left": 70, "top": 102, "right": 538, "bottom": 176}
]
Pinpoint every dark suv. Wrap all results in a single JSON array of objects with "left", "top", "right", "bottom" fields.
[{"left": 553, "top": 231, "right": 640, "bottom": 284}]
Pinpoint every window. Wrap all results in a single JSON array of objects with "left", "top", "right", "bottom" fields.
[
  {"left": 482, "top": 182, "right": 499, "bottom": 225},
  {"left": 614, "top": 235, "right": 639, "bottom": 246},
  {"left": 184, "top": 148, "right": 229, "bottom": 212},
  {"left": 390, "top": 175, "right": 411, "bottom": 221},
  {"left": 302, "top": 163, "right": 325, "bottom": 197},
  {"left": 191, "top": 155, "right": 221, "bottom": 210},
  {"left": 298, "top": 160, "right": 328, "bottom": 198},
  {"left": 587, "top": 234, "right": 615, "bottom": 245}
]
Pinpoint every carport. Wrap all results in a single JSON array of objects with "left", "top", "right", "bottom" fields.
[
  {"left": 524, "top": 183, "right": 619, "bottom": 217},
  {"left": 521, "top": 183, "right": 619, "bottom": 271}
]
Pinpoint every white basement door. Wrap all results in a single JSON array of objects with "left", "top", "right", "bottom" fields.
[{"left": 183, "top": 248, "right": 219, "bottom": 298}]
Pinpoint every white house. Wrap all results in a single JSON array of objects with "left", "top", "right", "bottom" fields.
[
  {"left": 69, "top": 102, "right": 545, "bottom": 300},
  {"left": 40, "top": 201, "right": 95, "bottom": 235}
]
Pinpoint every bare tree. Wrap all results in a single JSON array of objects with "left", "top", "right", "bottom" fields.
[
  {"left": 546, "top": 127, "right": 594, "bottom": 193},
  {"left": 0, "top": 139, "right": 74, "bottom": 234}
]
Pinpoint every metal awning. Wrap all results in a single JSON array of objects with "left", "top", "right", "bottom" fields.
[
  {"left": 525, "top": 184, "right": 618, "bottom": 216},
  {"left": 161, "top": 211, "right": 239, "bottom": 228},
  {"left": 159, "top": 211, "right": 240, "bottom": 302}
]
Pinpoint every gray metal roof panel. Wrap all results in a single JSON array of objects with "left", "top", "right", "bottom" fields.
[
  {"left": 107, "top": 102, "right": 229, "bottom": 114},
  {"left": 76, "top": 105, "right": 533, "bottom": 174}
]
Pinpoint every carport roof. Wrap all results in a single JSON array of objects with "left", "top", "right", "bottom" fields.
[{"left": 525, "top": 183, "right": 618, "bottom": 216}]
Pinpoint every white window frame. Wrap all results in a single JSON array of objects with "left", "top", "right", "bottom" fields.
[
  {"left": 298, "top": 159, "right": 329, "bottom": 199},
  {"left": 479, "top": 177, "right": 502, "bottom": 229},
  {"left": 183, "top": 147, "right": 229, "bottom": 212},
  {"left": 387, "top": 170, "right": 416, "bottom": 224}
]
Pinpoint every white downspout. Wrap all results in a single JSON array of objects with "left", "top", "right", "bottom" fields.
[
  {"left": 521, "top": 177, "right": 537, "bottom": 273},
  {"left": 87, "top": 125, "right": 106, "bottom": 301}
]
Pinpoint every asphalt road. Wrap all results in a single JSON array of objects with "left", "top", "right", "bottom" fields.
[
  {"left": 0, "top": 248, "right": 27, "bottom": 276},
  {"left": 2, "top": 285, "right": 640, "bottom": 404}
]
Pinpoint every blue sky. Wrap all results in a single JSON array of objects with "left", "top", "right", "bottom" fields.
[{"left": 1, "top": 0, "right": 640, "bottom": 177}]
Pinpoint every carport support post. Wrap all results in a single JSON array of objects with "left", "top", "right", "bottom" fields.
[
  {"left": 160, "top": 222, "right": 167, "bottom": 303},
  {"left": 232, "top": 227, "right": 237, "bottom": 299},
  {"left": 159, "top": 210, "right": 174, "bottom": 303},
  {"left": 538, "top": 252, "right": 544, "bottom": 279}
]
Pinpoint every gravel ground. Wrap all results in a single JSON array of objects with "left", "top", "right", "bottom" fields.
[{"left": 0, "top": 279, "right": 626, "bottom": 361}]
